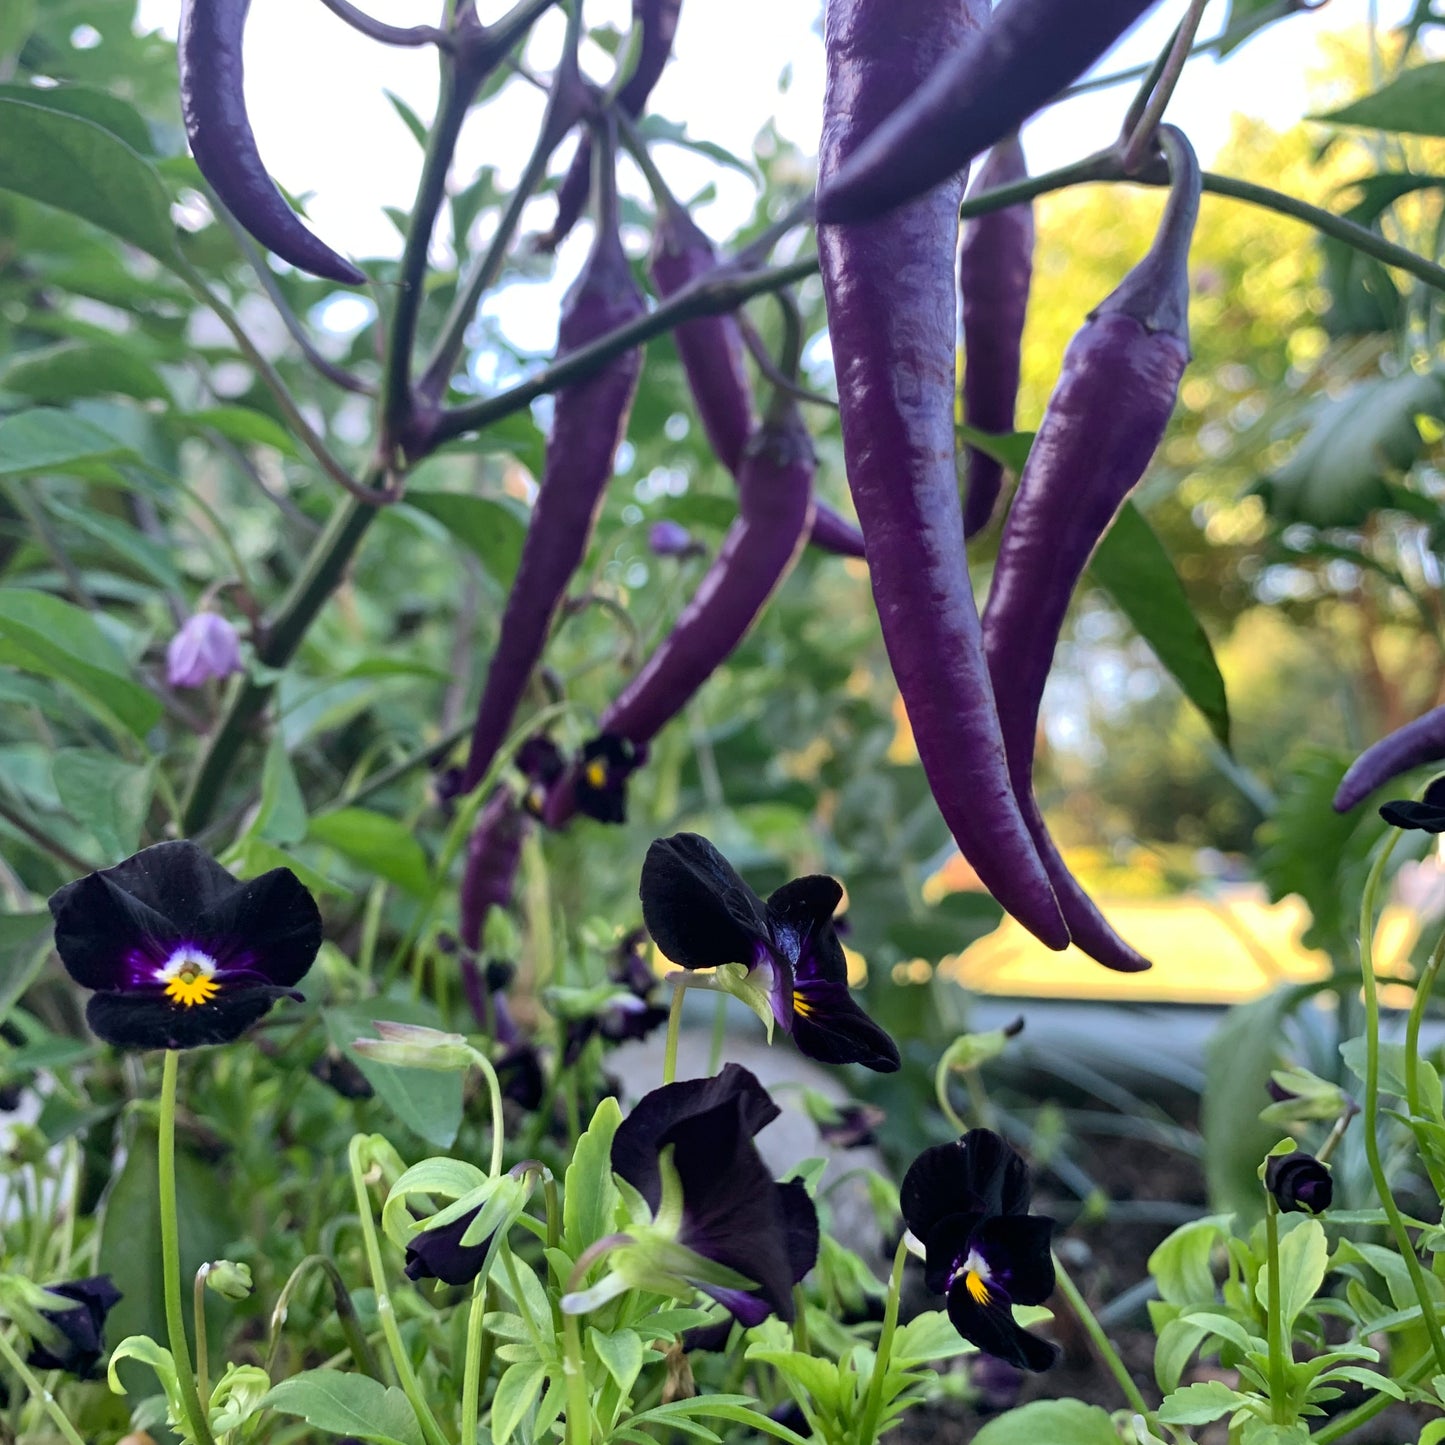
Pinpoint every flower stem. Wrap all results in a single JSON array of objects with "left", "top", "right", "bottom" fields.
[
  {"left": 347, "top": 1136, "right": 453, "bottom": 1445},
  {"left": 1263, "top": 1197, "right": 1290, "bottom": 1425},
  {"left": 1358, "top": 831, "right": 1445, "bottom": 1376},
  {"left": 192, "top": 1266, "right": 210, "bottom": 1414},
  {"left": 0, "top": 1331, "right": 87, "bottom": 1445},
  {"left": 472, "top": 1049, "right": 506, "bottom": 1178},
  {"left": 663, "top": 977, "right": 686, "bottom": 1085},
  {"left": 1052, "top": 1253, "right": 1159, "bottom": 1432},
  {"left": 158, "top": 1051, "right": 216, "bottom": 1445},
  {"left": 1405, "top": 924, "right": 1445, "bottom": 1192},
  {"left": 562, "top": 1309, "right": 592, "bottom": 1445},
  {"left": 858, "top": 1236, "right": 907, "bottom": 1442},
  {"left": 460, "top": 1275, "right": 490, "bottom": 1445}
]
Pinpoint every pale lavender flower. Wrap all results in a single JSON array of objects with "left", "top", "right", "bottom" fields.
[
  {"left": 648, "top": 520, "right": 702, "bottom": 558},
  {"left": 166, "top": 613, "right": 242, "bottom": 688}
]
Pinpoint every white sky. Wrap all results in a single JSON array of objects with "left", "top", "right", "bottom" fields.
[{"left": 133, "top": 0, "right": 1414, "bottom": 350}]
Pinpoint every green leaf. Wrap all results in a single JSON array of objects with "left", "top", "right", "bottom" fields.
[
  {"left": 307, "top": 808, "right": 432, "bottom": 898},
  {"left": 564, "top": 1096, "right": 622, "bottom": 1259},
  {"left": 3, "top": 343, "right": 171, "bottom": 405},
  {"left": 47, "top": 498, "right": 184, "bottom": 591},
  {"left": 0, "top": 83, "right": 153, "bottom": 155},
  {"left": 490, "top": 1359, "right": 546, "bottom": 1445},
  {"left": 971, "top": 1399, "right": 1122, "bottom": 1445},
  {"left": 1159, "top": 1379, "right": 1247, "bottom": 1425},
  {"left": 957, "top": 424, "right": 1036, "bottom": 475},
  {"left": 0, "top": 589, "right": 161, "bottom": 738},
  {"left": 1154, "top": 1315, "right": 1216, "bottom": 1393},
  {"left": 1258, "top": 1217, "right": 1328, "bottom": 1331},
  {"left": 0, "top": 0, "right": 36, "bottom": 63},
  {"left": 404, "top": 491, "right": 530, "bottom": 589},
  {"left": 323, "top": 1002, "right": 463, "bottom": 1148},
  {"left": 0, "top": 407, "right": 132, "bottom": 476},
  {"left": 890, "top": 1309, "right": 975, "bottom": 1366},
  {"left": 589, "top": 1327, "right": 644, "bottom": 1398},
  {"left": 253, "top": 732, "right": 308, "bottom": 847},
  {"left": 170, "top": 406, "right": 301, "bottom": 457},
  {"left": 1088, "top": 501, "right": 1230, "bottom": 750},
  {"left": 51, "top": 750, "right": 155, "bottom": 862},
  {"left": 0, "top": 99, "right": 177, "bottom": 263},
  {"left": 744, "top": 1350, "right": 842, "bottom": 1414},
  {"left": 1148, "top": 1214, "right": 1234, "bottom": 1306},
  {"left": 0, "top": 914, "right": 53, "bottom": 1024},
  {"left": 261, "top": 1370, "right": 424, "bottom": 1445},
  {"left": 383, "top": 90, "right": 429, "bottom": 149},
  {"left": 1314, "top": 63, "right": 1445, "bottom": 139}
]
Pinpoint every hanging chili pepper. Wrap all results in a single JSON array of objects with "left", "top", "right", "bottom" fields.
[
  {"left": 178, "top": 0, "right": 365, "bottom": 285},
  {"left": 1335, "top": 704, "right": 1445, "bottom": 813},
  {"left": 958, "top": 135, "right": 1034, "bottom": 539},
  {"left": 459, "top": 787, "right": 529, "bottom": 952},
  {"left": 459, "top": 116, "right": 646, "bottom": 793},
  {"left": 980, "top": 125, "right": 1199, "bottom": 973},
  {"left": 818, "top": 0, "right": 1066, "bottom": 949},
  {"left": 540, "top": 0, "right": 683, "bottom": 252},
  {"left": 817, "top": 0, "right": 1160, "bottom": 223}
]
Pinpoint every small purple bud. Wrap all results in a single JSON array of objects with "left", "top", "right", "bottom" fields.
[
  {"left": 166, "top": 612, "right": 242, "bottom": 689},
  {"left": 648, "top": 520, "right": 702, "bottom": 558},
  {"left": 1265, "top": 1151, "right": 1333, "bottom": 1215}
]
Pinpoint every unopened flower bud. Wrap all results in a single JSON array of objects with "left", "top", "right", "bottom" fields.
[
  {"left": 166, "top": 612, "right": 242, "bottom": 689},
  {"left": 1265, "top": 1150, "right": 1333, "bottom": 1215},
  {"left": 203, "top": 1260, "right": 253, "bottom": 1300}
]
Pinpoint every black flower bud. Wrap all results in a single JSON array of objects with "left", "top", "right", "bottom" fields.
[{"left": 1265, "top": 1151, "right": 1333, "bottom": 1215}]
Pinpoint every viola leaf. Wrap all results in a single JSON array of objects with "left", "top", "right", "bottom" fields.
[
  {"left": 490, "top": 1359, "right": 546, "bottom": 1445},
  {"left": 51, "top": 749, "right": 155, "bottom": 862},
  {"left": 1159, "top": 1379, "right": 1247, "bottom": 1425},
  {"left": 1256, "top": 1217, "right": 1328, "bottom": 1332},
  {"left": 971, "top": 1399, "right": 1122, "bottom": 1445},
  {"left": 1314, "top": 63, "right": 1445, "bottom": 138},
  {"left": 564, "top": 1095, "right": 622, "bottom": 1259},
  {"left": 261, "top": 1370, "right": 424, "bottom": 1445},
  {"left": 0, "top": 99, "right": 177, "bottom": 263},
  {"left": 1088, "top": 501, "right": 1230, "bottom": 751}
]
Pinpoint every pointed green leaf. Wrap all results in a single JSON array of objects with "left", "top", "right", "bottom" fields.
[
  {"left": 260, "top": 1370, "right": 424, "bottom": 1445},
  {"left": 1314, "top": 63, "right": 1445, "bottom": 138},
  {"left": 52, "top": 750, "right": 155, "bottom": 862},
  {"left": 403, "top": 491, "right": 529, "bottom": 589},
  {"left": 564, "top": 1096, "right": 623, "bottom": 1259},
  {"left": 307, "top": 808, "right": 432, "bottom": 898},
  {"left": 0, "top": 408, "right": 132, "bottom": 477}
]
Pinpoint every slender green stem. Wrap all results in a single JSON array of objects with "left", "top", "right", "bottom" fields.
[
  {"left": 1121, "top": 0, "right": 1211, "bottom": 172},
  {"left": 1313, "top": 1103, "right": 1356, "bottom": 1168},
  {"left": 708, "top": 991, "right": 728, "bottom": 1076},
  {"left": 347, "top": 1137, "right": 453, "bottom": 1445},
  {"left": 1358, "top": 832, "right": 1445, "bottom": 1376},
  {"left": 460, "top": 1275, "right": 489, "bottom": 1445},
  {"left": 663, "top": 978, "right": 686, "bottom": 1085},
  {"left": 1052, "top": 1254, "right": 1159, "bottom": 1431},
  {"left": 1405, "top": 925, "right": 1445, "bottom": 1130},
  {"left": 562, "top": 1308, "right": 592, "bottom": 1445},
  {"left": 473, "top": 1049, "right": 507, "bottom": 1178},
  {"left": 193, "top": 1266, "right": 211, "bottom": 1413},
  {"left": 159, "top": 1052, "right": 216, "bottom": 1445},
  {"left": 266, "top": 1254, "right": 384, "bottom": 1381},
  {"left": 858, "top": 1236, "right": 907, "bottom": 1443},
  {"left": 933, "top": 1055, "right": 968, "bottom": 1136},
  {"left": 1263, "top": 1198, "right": 1290, "bottom": 1425},
  {"left": 0, "top": 1330, "right": 87, "bottom": 1445}
]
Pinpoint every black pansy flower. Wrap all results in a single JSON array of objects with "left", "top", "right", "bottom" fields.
[
  {"left": 405, "top": 1206, "right": 489, "bottom": 1286},
  {"left": 574, "top": 734, "right": 643, "bottom": 824},
  {"left": 567, "top": 1065, "right": 818, "bottom": 1327},
  {"left": 901, "top": 1129, "right": 1058, "bottom": 1373},
  {"left": 48, "top": 841, "right": 322, "bottom": 1051},
  {"left": 1265, "top": 1151, "right": 1333, "bottom": 1215},
  {"left": 516, "top": 734, "right": 565, "bottom": 819},
  {"left": 25, "top": 1275, "right": 121, "bottom": 1377},
  {"left": 1381, "top": 777, "right": 1445, "bottom": 833},
  {"left": 816, "top": 1100, "right": 887, "bottom": 1150},
  {"left": 639, "top": 834, "right": 900, "bottom": 1072}
]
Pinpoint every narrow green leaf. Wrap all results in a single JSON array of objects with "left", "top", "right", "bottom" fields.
[
  {"left": 1089, "top": 501, "right": 1230, "bottom": 750},
  {"left": 261, "top": 1370, "right": 424, "bottom": 1445},
  {"left": 253, "top": 732, "right": 308, "bottom": 847},
  {"left": 564, "top": 1096, "right": 622, "bottom": 1259},
  {"left": 404, "top": 491, "right": 529, "bottom": 589},
  {"left": 307, "top": 808, "right": 432, "bottom": 898},
  {"left": 169, "top": 406, "right": 301, "bottom": 457},
  {"left": 490, "top": 1359, "right": 546, "bottom": 1445},
  {"left": 1314, "top": 63, "right": 1445, "bottom": 139},
  {"left": 47, "top": 498, "right": 184, "bottom": 591},
  {"left": 956, "top": 424, "right": 1036, "bottom": 475},
  {"left": 0, "top": 408, "right": 131, "bottom": 477},
  {"left": 383, "top": 90, "right": 429, "bottom": 148}
]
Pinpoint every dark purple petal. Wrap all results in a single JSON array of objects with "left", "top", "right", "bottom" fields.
[
  {"left": 611, "top": 1064, "right": 781, "bottom": 1211},
  {"left": 901, "top": 1131, "right": 1031, "bottom": 1240},
  {"left": 86, "top": 987, "right": 298, "bottom": 1051},
  {"left": 64, "top": 841, "right": 238, "bottom": 934},
  {"left": 818, "top": 1102, "right": 886, "bottom": 1150},
  {"left": 610, "top": 928, "right": 656, "bottom": 998},
  {"left": 790, "top": 975, "right": 900, "bottom": 1072},
  {"left": 778, "top": 1178, "right": 820, "bottom": 1284},
  {"left": 766, "top": 876, "right": 844, "bottom": 947},
  {"left": 497, "top": 1042, "right": 545, "bottom": 1111},
  {"left": 598, "top": 998, "right": 670, "bottom": 1045},
  {"left": 1265, "top": 1151, "right": 1333, "bottom": 1215},
  {"left": 921, "top": 1211, "right": 983, "bottom": 1296},
  {"left": 680, "top": 1317, "right": 736, "bottom": 1353},
  {"left": 195, "top": 865, "right": 322, "bottom": 986},
  {"left": 310, "top": 1050, "right": 374, "bottom": 1100},
  {"left": 968, "top": 1214, "right": 1056, "bottom": 1307},
  {"left": 26, "top": 1276, "right": 121, "bottom": 1378},
  {"left": 49, "top": 871, "right": 182, "bottom": 992},
  {"left": 405, "top": 1205, "right": 490, "bottom": 1286},
  {"left": 574, "top": 734, "right": 641, "bottom": 825},
  {"left": 639, "top": 835, "right": 771, "bottom": 971},
  {"left": 1380, "top": 796, "right": 1445, "bottom": 833},
  {"left": 945, "top": 1276, "right": 1058, "bottom": 1373}
]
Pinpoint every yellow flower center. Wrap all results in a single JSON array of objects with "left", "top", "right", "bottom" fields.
[
  {"left": 793, "top": 992, "right": 815, "bottom": 1019},
  {"left": 584, "top": 758, "right": 609, "bottom": 788},
  {"left": 964, "top": 1270, "right": 991, "bottom": 1306},
  {"left": 164, "top": 969, "right": 221, "bottom": 1008}
]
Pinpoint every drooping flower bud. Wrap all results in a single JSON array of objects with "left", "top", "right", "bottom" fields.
[
  {"left": 166, "top": 612, "right": 242, "bottom": 689},
  {"left": 1265, "top": 1151, "right": 1333, "bottom": 1215}
]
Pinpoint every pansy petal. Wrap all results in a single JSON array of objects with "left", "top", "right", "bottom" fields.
[
  {"left": 778, "top": 1179, "right": 820, "bottom": 1285},
  {"left": 946, "top": 1278, "right": 1058, "bottom": 1373},
  {"left": 639, "top": 834, "right": 771, "bottom": 971},
  {"left": 921, "top": 1211, "right": 983, "bottom": 1296},
  {"left": 969, "top": 1215, "right": 1057, "bottom": 1307},
  {"left": 697, "top": 1285, "right": 774, "bottom": 1327},
  {"left": 49, "top": 872, "right": 181, "bottom": 991},
  {"left": 612, "top": 1064, "right": 780, "bottom": 1208},
  {"left": 194, "top": 866, "right": 323, "bottom": 987},
  {"left": 767, "top": 876, "right": 850, "bottom": 986},
  {"left": 901, "top": 1131, "right": 1031, "bottom": 1239},
  {"left": 87, "top": 841, "right": 238, "bottom": 932},
  {"left": 766, "top": 877, "right": 843, "bottom": 938},
  {"left": 575, "top": 734, "right": 640, "bottom": 825},
  {"left": 405, "top": 1205, "right": 490, "bottom": 1286},
  {"left": 86, "top": 986, "right": 298, "bottom": 1051},
  {"left": 1379, "top": 798, "right": 1445, "bottom": 833},
  {"left": 790, "top": 979, "right": 901, "bottom": 1072}
]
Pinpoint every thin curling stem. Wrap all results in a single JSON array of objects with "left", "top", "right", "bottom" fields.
[
  {"left": 1357, "top": 831, "right": 1445, "bottom": 1377},
  {"left": 1052, "top": 1254, "right": 1160, "bottom": 1432},
  {"left": 1405, "top": 923, "right": 1445, "bottom": 1194},
  {"left": 1120, "top": 0, "right": 1211, "bottom": 172},
  {"left": 0, "top": 1332, "right": 87, "bottom": 1445},
  {"left": 159, "top": 1052, "right": 217, "bottom": 1445}
]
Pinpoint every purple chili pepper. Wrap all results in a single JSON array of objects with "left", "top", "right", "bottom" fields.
[
  {"left": 959, "top": 135, "right": 1034, "bottom": 539},
  {"left": 458, "top": 119, "right": 646, "bottom": 794},
  {"left": 648, "top": 193, "right": 866, "bottom": 559},
  {"left": 178, "top": 0, "right": 365, "bottom": 285},
  {"left": 540, "top": 0, "right": 683, "bottom": 253},
  {"left": 1336, "top": 705, "right": 1445, "bottom": 812},
  {"left": 816, "top": 0, "right": 1163, "bottom": 224},
  {"left": 981, "top": 126, "right": 1199, "bottom": 973},
  {"left": 545, "top": 390, "right": 817, "bottom": 827},
  {"left": 817, "top": 0, "right": 1066, "bottom": 949},
  {"left": 459, "top": 788, "right": 529, "bottom": 953}
]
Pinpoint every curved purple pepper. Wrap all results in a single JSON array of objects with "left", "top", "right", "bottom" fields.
[
  {"left": 178, "top": 0, "right": 365, "bottom": 285},
  {"left": 959, "top": 135, "right": 1034, "bottom": 539},
  {"left": 816, "top": 0, "right": 1161, "bottom": 224},
  {"left": 540, "top": 0, "right": 683, "bottom": 253},
  {"left": 1335, "top": 705, "right": 1445, "bottom": 812},
  {"left": 545, "top": 395, "right": 817, "bottom": 827},
  {"left": 459, "top": 123, "right": 646, "bottom": 793},
  {"left": 649, "top": 197, "right": 866, "bottom": 558},
  {"left": 818, "top": 0, "right": 1066, "bottom": 949},
  {"left": 459, "top": 787, "right": 529, "bottom": 951},
  {"left": 980, "top": 126, "right": 1199, "bottom": 973}
]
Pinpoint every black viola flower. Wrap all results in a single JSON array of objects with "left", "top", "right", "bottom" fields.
[
  {"left": 516, "top": 734, "right": 565, "bottom": 819},
  {"left": 574, "top": 734, "right": 643, "bottom": 825},
  {"left": 608, "top": 1064, "right": 818, "bottom": 1326},
  {"left": 405, "top": 1206, "right": 489, "bottom": 1286},
  {"left": 1265, "top": 1151, "right": 1333, "bottom": 1215},
  {"left": 1380, "top": 777, "right": 1445, "bottom": 833},
  {"left": 639, "top": 834, "right": 900, "bottom": 1073},
  {"left": 816, "top": 1100, "right": 887, "bottom": 1150},
  {"left": 901, "top": 1129, "right": 1058, "bottom": 1373},
  {"left": 25, "top": 1275, "right": 121, "bottom": 1378},
  {"left": 48, "top": 841, "right": 322, "bottom": 1052}
]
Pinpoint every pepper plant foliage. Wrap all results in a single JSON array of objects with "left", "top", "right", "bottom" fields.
[{"left": 11, "top": 0, "right": 1445, "bottom": 1443}]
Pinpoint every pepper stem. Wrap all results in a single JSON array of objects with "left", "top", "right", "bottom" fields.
[
  {"left": 158, "top": 1051, "right": 216, "bottom": 1445},
  {"left": 1119, "top": 0, "right": 1212, "bottom": 173}
]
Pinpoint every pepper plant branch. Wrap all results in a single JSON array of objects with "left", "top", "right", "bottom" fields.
[
  {"left": 313, "top": 0, "right": 451, "bottom": 47},
  {"left": 431, "top": 255, "right": 820, "bottom": 444},
  {"left": 1120, "top": 0, "right": 1212, "bottom": 173},
  {"left": 0, "top": 795, "right": 96, "bottom": 876}
]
